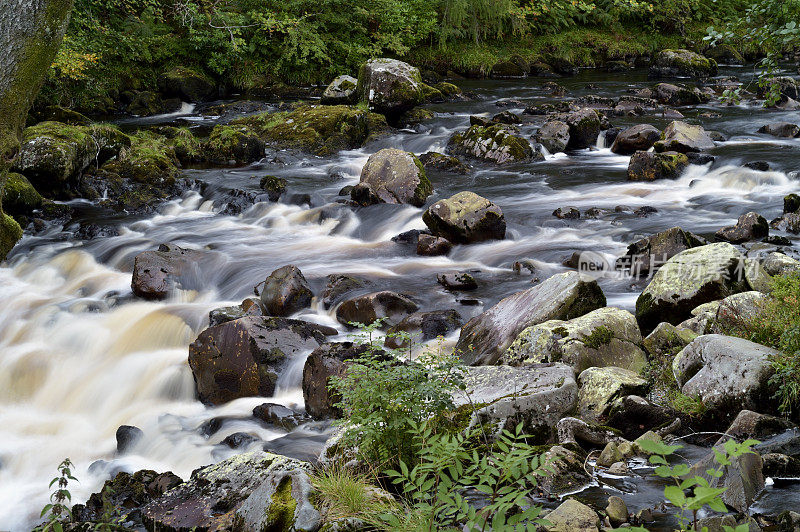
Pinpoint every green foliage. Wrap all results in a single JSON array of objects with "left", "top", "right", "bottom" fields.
[
  {"left": 330, "top": 319, "right": 465, "bottom": 471},
  {"left": 631, "top": 438, "right": 759, "bottom": 531},
  {"left": 38, "top": 458, "right": 78, "bottom": 532},
  {"left": 382, "top": 421, "right": 552, "bottom": 531},
  {"left": 583, "top": 325, "right": 614, "bottom": 348},
  {"left": 722, "top": 272, "right": 800, "bottom": 414},
  {"left": 312, "top": 466, "right": 390, "bottom": 521}
]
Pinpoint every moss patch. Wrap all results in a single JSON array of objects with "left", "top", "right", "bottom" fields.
[
  {"left": 2, "top": 172, "right": 43, "bottom": 214},
  {"left": 264, "top": 476, "right": 297, "bottom": 530},
  {"left": 583, "top": 325, "right": 614, "bottom": 349},
  {"left": 0, "top": 212, "right": 23, "bottom": 260}
]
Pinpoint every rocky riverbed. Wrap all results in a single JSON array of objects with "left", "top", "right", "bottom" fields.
[{"left": 2, "top": 52, "right": 800, "bottom": 531}]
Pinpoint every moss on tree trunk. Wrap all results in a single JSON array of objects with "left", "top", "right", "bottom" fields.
[{"left": 0, "top": 0, "right": 74, "bottom": 258}]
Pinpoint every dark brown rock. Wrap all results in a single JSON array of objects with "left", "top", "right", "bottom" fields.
[
  {"left": 302, "top": 341, "right": 376, "bottom": 419},
  {"left": 416, "top": 234, "right": 453, "bottom": 256},
  {"left": 715, "top": 212, "right": 769, "bottom": 244},
  {"left": 610, "top": 124, "right": 661, "bottom": 155},
  {"left": 335, "top": 290, "right": 418, "bottom": 327},
  {"left": 131, "top": 244, "right": 213, "bottom": 300},
  {"left": 384, "top": 309, "right": 463, "bottom": 348},
  {"left": 259, "top": 265, "right": 313, "bottom": 316}
]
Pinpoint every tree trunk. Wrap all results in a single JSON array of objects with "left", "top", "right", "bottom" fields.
[{"left": 0, "top": 0, "right": 74, "bottom": 258}]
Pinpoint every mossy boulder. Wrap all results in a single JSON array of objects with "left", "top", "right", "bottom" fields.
[
  {"left": 617, "top": 226, "right": 706, "bottom": 276},
  {"left": 100, "top": 130, "right": 179, "bottom": 188},
  {"left": 29, "top": 105, "right": 90, "bottom": 126},
  {"left": 535, "top": 120, "right": 570, "bottom": 154},
  {"left": 448, "top": 124, "right": 537, "bottom": 164},
  {"left": 545, "top": 499, "right": 601, "bottom": 532},
  {"left": 627, "top": 150, "right": 689, "bottom": 181},
  {"left": 577, "top": 366, "right": 648, "bottom": 422},
  {"left": 12, "top": 121, "right": 131, "bottom": 197},
  {"left": 566, "top": 108, "right": 602, "bottom": 149},
  {"left": 678, "top": 290, "right": 767, "bottom": 335},
  {"left": 158, "top": 66, "right": 216, "bottom": 102},
  {"left": 236, "top": 104, "right": 389, "bottom": 156},
  {"left": 653, "top": 83, "right": 709, "bottom": 107},
  {"left": 0, "top": 213, "right": 23, "bottom": 260},
  {"left": 654, "top": 121, "right": 715, "bottom": 153},
  {"left": 434, "top": 81, "right": 462, "bottom": 98},
  {"left": 321, "top": 75, "right": 358, "bottom": 104},
  {"left": 204, "top": 124, "right": 265, "bottom": 165},
  {"left": 2, "top": 172, "right": 43, "bottom": 215},
  {"left": 635, "top": 243, "right": 749, "bottom": 334},
  {"left": 649, "top": 49, "right": 718, "bottom": 79},
  {"left": 418, "top": 151, "right": 470, "bottom": 174},
  {"left": 501, "top": 307, "right": 648, "bottom": 374},
  {"left": 351, "top": 148, "right": 432, "bottom": 207},
  {"left": 456, "top": 271, "right": 606, "bottom": 366},
  {"left": 715, "top": 211, "right": 769, "bottom": 244},
  {"left": 422, "top": 191, "right": 505, "bottom": 244},
  {"left": 260, "top": 175, "right": 287, "bottom": 201},
  {"left": 356, "top": 58, "right": 425, "bottom": 115},
  {"left": 643, "top": 321, "right": 697, "bottom": 358}
]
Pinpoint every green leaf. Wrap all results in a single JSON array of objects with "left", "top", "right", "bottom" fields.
[{"left": 664, "top": 485, "right": 686, "bottom": 506}]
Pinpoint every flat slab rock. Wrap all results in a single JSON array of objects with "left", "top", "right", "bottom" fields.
[{"left": 454, "top": 363, "right": 578, "bottom": 441}]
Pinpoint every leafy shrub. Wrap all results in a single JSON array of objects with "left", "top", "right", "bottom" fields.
[{"left": 38, "top": 459, "right": 77, "bottom": 532}]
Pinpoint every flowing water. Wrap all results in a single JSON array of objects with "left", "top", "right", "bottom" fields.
[{"left": 2, "top": 66, "right": 800, "bottom": 530}]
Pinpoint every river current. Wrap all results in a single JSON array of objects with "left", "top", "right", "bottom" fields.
[{"left": 1, "top": 66, "right": 799, "bottom": 529}]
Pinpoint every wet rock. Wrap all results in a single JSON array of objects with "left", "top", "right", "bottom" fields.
[
  {"left": 437, "top": 272, "right": 478, "bottom": 290},
  {"left": 492, "top": 110, "right": 520, "bottom": 124},
  {"left": 456, "top": 271, "right": 606, "bottom": 366},
  {"left": 416, "top": 234, "right": 452, "bottom": 256},
  {"left": 687, "top": 153, "right": 715, "bottom": 166},
  {"left": 606, "top": 496, "right": 628, "bottom": 526},
  {"left": 607, "top": 461, "right": 629, "bottom": 475},
  {"left": 158, "top": 66, "right": 215, "bottom": 102},
  {"left": 758, "top": 122, "right": 800, "bottom": 138},
  {"left": 188, "top": 316, "right": 328, "bottom": 405},
  {"left": 116, "top": 425, "right": 143, "bottom": 454},
  {"left": 418, "top": 151, "right": 470, "bottom": 174},
  {"left": 642, "top": 322, "right": 697, "bottom": 358},
  {"left": 209, "top": 300, "right": 264, "bottom": 327},
  {"left": 321, "top": 75, "right": 358, "bottom": 104},
  {"left": 350, "top": 149, "right": 432, "bottom": 207},
  {"left": 253, "top": 403, "right": 307, "bottom": 430},
  {"left": 545, "top": 499, "right": 600, "bottom": 532},
  {"left": 131, "top": 244, "right": 211, "bottom": 300},
  {"left": 610, "top": 124, "right": 661, "bottom": 155},
  {"left": 259, "top": 265, "right": 313, "bottom": 317},
  {"left": 501, "top": 307, "right": 647, "bottom": 374},
  {"left": 221, "top": 432, "right": 260, "bottom": 449},
  {"left": 142, "top": 450, "right": 319, "bottom": 532},
  {"left": 448, "top": 123, "right": 538, "bottom": 164},
  {"left": 384, "top": 309, "right": 462, "bottom": 348},
  {"left": 303, "top": 341, "right": 376, "bottom": 419},
  {"left": 743, "top": 160, "right": 770, "bottom": 171},
  {"left": 422, "top": 191, "right": 506, "bottom": 244},
  {"left": 715, "top": 212, "right": 769, "bottom": 244},
  {"left": 566, "top": 108, "right": 602, "bottom": 149},
  {"left": 675, "top": 334, "right": 777, "bottom": 414},
  {"left": 627, "top": 150, "right": 689, "bottom": 181},
  {"left": 770, "top": 212, "right": 800, "bottom": 234},
  {"left": 72, "top": 469, "right": 182, "bottom": 529},
  {"left": 490, "top": 61, "right": 527, "bottom": 79},
  {"left": 539, "top": 445, "right": 592, "bottom": 497},
  {"left": 597, "top": 441, "right": 625, "bottom": 467},
  {"left": 786, "top": 194, "right": 800, "bottom": 215},
  {"left": 617, "top": 226, "right": 705, "bottom": 277},
  {"left": 321, "top": 274, "right": 368, "bottom": 309},
  {"left": 688, "top": 445, "right": 764, "bottom": 513},
  {"left": 635, "top": 243, "right": 748, "bottom": 333},
  {"left": 721, "top": 410, "right": 795, "bottom": 445},
  {"left": 335, "top": 290, "right": 418, "bottom": 327},
  {"left": 356, "top": 58, "right": 424, "bottom": 115},
  {"left": 605, "top": 395, "right": 676, "bottom": 440},
  {"left": 577, "top": 367, "right": 648, "bottom": 422},
  {"left": 654, "top": 120, "right": 715, "bottom": 153},
  {"left": 205, "top": 124, "right": 266, "bottom": 165},
  {"left": 2, "top": 172, "right": 43, "bottom": 216},
  {"left": 535, "top": 120, "right": 570, "bottom": 153},
  {"left": 653, "top": 83, "right": 708, "bottom": 106},
  {"left": 456, "top": 363, "right": 578, "bottom": 441},
  {"left": 259, "top": 175, "right": 287, "bottom": 201},
  {"left": 649, "top": 49, "right": 717, "bottom": 79},
  {"left": 553, "top": 206, "right": 580, "bottom": 219}
]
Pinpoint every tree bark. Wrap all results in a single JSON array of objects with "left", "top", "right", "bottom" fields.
[{"left": 0, "top": 0, "right": 74, "bottom": 258}]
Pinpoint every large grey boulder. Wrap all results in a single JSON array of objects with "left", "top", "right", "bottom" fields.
[
  {"left": 260, "top": 265, "right": 313, "bottom": 316},
  {"left": 577, "top": 366, "right": 648, "bottom": 422},
  {"left": 321, "top": 75, "right": 358, "bottom": 104},
  {"left": 654, "top": 120, "right": 715, "bottom": 153},
  {"left": 565, "top": 108, "right": 602, "bottom": 149},
  {"left": 545, "top": 499, "right": 600, "bottom": 532},
  {"left": 617, "top": 226, "right": 705, "bottom": 277},
  {"left": 455, "top": 363, "right": 577, "bottom": 441},
  {"left": 422, "top": 191, "right": 506, "bottom": 244},
  {"left": 142, "top": 451, "right": 320, "bottom": 532},
  {"left": 678, "top": 291, "right": 767, "bottom": 335},
  {"left": 131, "top": 244, "right": 216, "bottom": 300},
  {"left": 649, "top": 49, "right": 718, "bottom": 79},
  {"left": 673, "top": 334, "right": 777, "bottom": 413},
  {"left": 635, "top": 243, "right": 748, "bottom": 333},
  {"left": 535, "top": 120, "right": 570, "bottom": 153},
  {"left": 500, "top": 307, "right": 647, "bottom": 374},
  {"left": 356, "top": 58, "right": 424, "bottom": 115},
  {"left": 456, "top": 272, "right": 606, "bottom": 366},
  {"left": 762, "top": 252, "right": 800, "bottom": 277},
  {"left": 188, "top": 317, "right": 329, "bottom": 405},
  {"left": 351, "top": 148, "right": 432, "bottom": 207},
  {"left": 653, "top": 83, "right": 708, "bottom": 106},
  {"left": 448, "top": 124, "right": 537, "bottom": 164},
  {"left": 715, "top": 212, "right": 769, "bottom": 244},
  {"left": 688, "top": 444, "right": 764, "bottom": 514},
  {"left": 610, "top": 124, "right": 661, "bottom": 155}
]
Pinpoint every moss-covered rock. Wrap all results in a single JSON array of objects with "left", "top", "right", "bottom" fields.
[
  {"left": 260, "top": 175, "right": 287, "bottom": 201},
  {"left": 2, "top": 172, "right": 43, "bottom": 215},
  {"left": 356, "top": 58, "right": 425, "bottom": 115},
  {"left": 566, "top": 108, "right": 602, "bottom": 149},
  {"left": 321, "top": 75, "right": 358, "bottom": 104},
  {"left": 351, "top": 148, "right": 432, "bottom": 207},
  {"left": 153, "top": 126, "right": 201, "bottom": 165},
  {"left": 654, "top": 120, "right": 715, "bottom": 153},
  {"left": 617, "top": 226, "right": 706, "bottom": 277},
  {"left": 448, "top": 123, "right": 537, "bottom": 164},
  {"left": 649, "top": 49, "right": 718, "bottom": 79},
  {"left": 627, "top": 150, "right": 689, "bottom": 181},
  {"left": 434, "top": 81, "right": 462, "bottom": 98},
  {"left": 204, "top": 124, "right": 265, "bottom": 165},
  {"left": 535, "top": 120, "right": 570, "bottom": 154},
  {"left": 0, "top": 212, "right": 23, "bottom": 260},
  {"left": 578, "top": 366, "right": 648, "bottom": 422},
  {"left": 158, "top": 66, "right": 216, "bottom": 102},
  {"left": 501, "top": 307, "right": 648, "bottom": 374},
  {"left": 643, "top": 321, "right": 696, "bottom": 358},
  {"left": 235, "top": 104, "right": 389, "bottom": 156},
  {"left": 422, "top": 191, "right": 505, "bottom": 243},
  {"left": 28, "top": 105, "right": 91, "bottom": 126},
  {"left": 418, "top": 151, "right": 470, "bottom": 174},
  {"left": 100, "top": 130, "right": 179, "bottom": 188}
]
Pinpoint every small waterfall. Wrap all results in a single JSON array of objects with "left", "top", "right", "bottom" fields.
[{"left": 595, "top": 130, "right": 607, "bottom": 149}]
